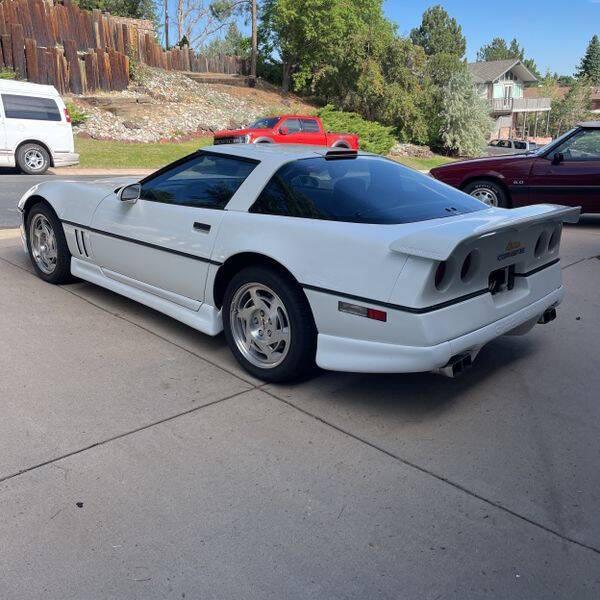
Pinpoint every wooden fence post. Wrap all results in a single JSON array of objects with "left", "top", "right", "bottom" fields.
[
  {"left": 11, "top": 24, "right": 26, "bottom": 78},
  {"left": 24, "top": 38, "right": 38, "bottom": 82}
]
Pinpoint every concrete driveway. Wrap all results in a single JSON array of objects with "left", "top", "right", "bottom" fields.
[{"left": 0, "top": 219, "right": 599, "bottom": 599}]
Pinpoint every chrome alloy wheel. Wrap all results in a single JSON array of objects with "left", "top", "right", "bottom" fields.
[
  {"left": 470, "top": 187, "right": 498, "bottom": 207},
  {"left": 230, "top": 283, "right": 291, "bottom": 369},
  {"left": 30, "top": 214, "right": 57, "bottom": 274},
  {"left": 24, "top": 149, "right": 46, "bottom": 172}
]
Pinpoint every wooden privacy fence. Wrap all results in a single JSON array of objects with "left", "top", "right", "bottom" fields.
[{"left": 0, "top": 0, "right": 248, "bottom": 94}]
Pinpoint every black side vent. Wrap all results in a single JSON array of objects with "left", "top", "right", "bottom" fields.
[{"left": 74, "top": 229, "right": 89, "bottom": 257}]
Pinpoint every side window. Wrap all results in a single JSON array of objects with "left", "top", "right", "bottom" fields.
[
  {"left": 514, "top": 141, "right": 527, "bottom": 150},
  {"left": 252, "top": 176, "right": 321, "bottom": 219},
  {"left": 301, "top": 118, "right": 320, "bottom": 133},
  {"left": 553, "top": 129, "right": 600, "bottom": 161},
  {"left": 140, "top": 153, "right": 257, "bottom": 209},
  {"left": 2, "top": 94, "right": 61, "bottom": 121},
  {"left": 282, "top": 118, "right": 302, "bottom": 133}
]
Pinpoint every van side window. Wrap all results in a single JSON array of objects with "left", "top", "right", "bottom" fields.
[{"left": 1, "top": 94, "right": 61, "bottom": 121}]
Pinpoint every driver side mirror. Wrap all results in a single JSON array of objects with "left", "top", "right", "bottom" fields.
[
  {"left": 118, "top": 183, "right": 141, "bottom": 204},
  {"left": 279, "top": 126, "right": 289, "bottom": 136},
  {"left": 551, "top": 152, "right": 564, "bottom": 166}
]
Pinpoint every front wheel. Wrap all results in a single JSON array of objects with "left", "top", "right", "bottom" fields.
[
  {"left": 26, "top": 203, "right": 74, "bottom": 284},
  {"left": 223, "top": 266, "right": 317, "bottom": 382},
  {"left": 463, "top": 180, "right": 510, "bottom": 208}
]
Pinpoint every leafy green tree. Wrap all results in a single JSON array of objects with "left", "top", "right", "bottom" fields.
[
  {"left": 259, "top": 0, "right": 349, "bottom": 91},
  {"left": 77, "top": 0, "right": 157, "bottom": 21},
  {"left": 476, "top": 36, "right": 540, "bottom": 78},
  {"left": 476, "top": 37, "right": 510, "bottom": 61},
  {"left": 576, "top": 35, "right": 600, "bottom": 84},
  {"left": 410, "top": 5, "right": 466, "bottom": 58},
  {"left": 204, "top": 23, "right": 250, "bottom": 56},
  {"left": 438, "top": 70, "right": 492, "bottom": 156},
  {"left": 550, "top": 79, "right": 592, "bottom": 136}
]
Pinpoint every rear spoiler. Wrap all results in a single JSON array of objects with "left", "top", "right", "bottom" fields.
[{"left": 389, "top": 205, "right": 580, "bottom": 261}]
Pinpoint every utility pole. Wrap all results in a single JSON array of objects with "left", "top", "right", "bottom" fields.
[
  {"left": 164, "top": 0, "right": 169, "bottom": 49},
  {"left": 250, "top": 0, "right": 257, "bottom": 82}
]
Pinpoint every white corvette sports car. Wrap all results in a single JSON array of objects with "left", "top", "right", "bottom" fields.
[{"left": 19, "top": 144, "right": 579, "bottom": 382}]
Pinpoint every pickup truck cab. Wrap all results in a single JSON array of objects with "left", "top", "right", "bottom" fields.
[
  {"left": 431, "top": 121, "right": 600, "bottom": 213},
  {"left": 213, "top": 115, "right": 359, "bottom": 149},
  {"left": 487, "top": 138, "right": 538, "bottom": 156},
  {"left": 0, "top": 79, "right": 78, "bottom": 174}
]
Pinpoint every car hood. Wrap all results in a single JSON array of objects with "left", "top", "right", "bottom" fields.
[
  {"left": 18, "top": 176, "right": 141, "bottom": 225},
  {"left": 431, "top": 153, "right": 534, "bottom": 175}
]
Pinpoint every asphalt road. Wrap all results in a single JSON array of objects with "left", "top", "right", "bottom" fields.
[
  {"left": 0, "top": 213, "right": 599, "bottom": 597},
  {"left": 0, "top": 172, "right": 104, "bottom": 228}
]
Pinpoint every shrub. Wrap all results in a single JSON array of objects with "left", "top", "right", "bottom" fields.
[
  {"left": 317, "top": 105, "right": 396, "bottom": 155},
  {"left": 65, "top": 102, "right": 89, "bottom": 126},
  {"left": 0, "top": 67, "right": 17, "bottom": 80}
]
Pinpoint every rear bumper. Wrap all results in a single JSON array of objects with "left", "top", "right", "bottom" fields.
[
  {"left": 53, "top": 152, "right": 80, "bottom": 167},
  {"left": 315, "top": 286, "right": 564, "bottom": 373}
]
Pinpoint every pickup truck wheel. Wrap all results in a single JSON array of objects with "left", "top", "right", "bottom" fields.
[
  {"left": 463, "top": 180, "right": 509, "bottom": 208},
  {"left": 17, "top": 143, "right": 51, "bottom": 175},
  {"left": 223, "top": 266, "right": 317, "bottom": 383}
]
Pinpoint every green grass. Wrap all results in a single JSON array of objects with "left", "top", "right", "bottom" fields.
[
  {"left": 391, "top": 154, "right": 456, "bottom": 171},
  {"left": 74, "top": 137, "right": 212, "bottom": 169}
]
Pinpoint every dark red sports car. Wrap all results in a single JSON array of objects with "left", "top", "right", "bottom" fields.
[{"left": 430, "top": 121, "right": 600, "bottom": 213}]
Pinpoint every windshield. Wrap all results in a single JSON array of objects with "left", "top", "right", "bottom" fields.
[
  {"left": 251, "top": 156, "right": 486, "bottom": 224},
  {"left": 249, "top": 117, "right": 279, "bottom": 130}
]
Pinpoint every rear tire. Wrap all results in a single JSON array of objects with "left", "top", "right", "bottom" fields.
[
  {"left": 463, "top": 180, "right": 510, "bottom": 208},
  {"left": 26, "top": 202, "right": 74, "bottom": 284},
  {"left": 17, "top": 143, "right": 51, "bottom": 175},
  {"left": 223, "top": 266, "right": 317, "bottom": 383}
]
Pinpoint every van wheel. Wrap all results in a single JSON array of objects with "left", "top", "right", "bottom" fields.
[{"left": 17, "top": 143, "right": 50, "bottom": 175}]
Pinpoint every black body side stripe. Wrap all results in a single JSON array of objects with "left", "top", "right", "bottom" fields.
[
  {"left": 303, "top": 258, "right": 560, "bottom": 315},
  {"left": 61, "top": 220, "right": 223, "bottom": 266},
  {"left": 301, "top": 285, "right": 490, "bottom": 315},
  {"left": 514, "top": 258, "right": 560, "bottom": 278}
]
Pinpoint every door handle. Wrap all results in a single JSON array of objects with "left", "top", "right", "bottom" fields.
[{"left": 193, "top": 222, "right": 211, "bottom": 232}]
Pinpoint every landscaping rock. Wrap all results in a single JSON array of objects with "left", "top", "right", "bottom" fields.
[{"left": 389, "top": 143, "right": 435, "bottom": 158}]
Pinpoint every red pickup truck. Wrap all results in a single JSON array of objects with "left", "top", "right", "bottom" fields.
[{"left": 213, "top": 115, "right": 359, "bottom": 149}]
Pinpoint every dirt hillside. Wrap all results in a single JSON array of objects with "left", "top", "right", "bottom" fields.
[{"left": 69, "top": 68, "right": 317, "bottom": 143}]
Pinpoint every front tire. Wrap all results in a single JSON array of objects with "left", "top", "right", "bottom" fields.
[
  {"left": 463, "top": 180, "right": 509, "bottom": 208},
  {"left": 223, "top": 266, "right": 317, "bottom": 382},
  {"left": 26, "top": 203, "right": 74, "bottom": 284},
  {"left": 17, "top": 143, "right": 51, "bottom": 175}
]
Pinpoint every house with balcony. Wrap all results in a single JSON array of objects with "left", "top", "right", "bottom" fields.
[{"left": 468, "top": 59, "right": 552, "bottom": 141}]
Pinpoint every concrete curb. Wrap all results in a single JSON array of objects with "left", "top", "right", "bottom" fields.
[{"left": 0, "top": 228, "right": 20, "bottom": 239}]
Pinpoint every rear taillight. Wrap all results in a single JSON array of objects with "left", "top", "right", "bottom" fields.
[{"left": 64, "top": 108, "right": 72, "bottom": 123}]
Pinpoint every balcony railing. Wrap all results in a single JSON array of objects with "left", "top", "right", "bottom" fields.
[{"left": 489, "top": 97, "right": 552, "bottom": 113}]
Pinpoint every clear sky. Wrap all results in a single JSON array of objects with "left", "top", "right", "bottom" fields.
[{"left": 383, "top": 0, "right": 599, "bottom": 76}]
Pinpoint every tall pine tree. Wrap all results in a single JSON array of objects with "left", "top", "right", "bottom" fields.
[{"left": 576, "top": 35, "right": 600, "bottom": 84}]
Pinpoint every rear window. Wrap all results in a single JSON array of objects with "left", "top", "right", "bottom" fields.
[
  {"left": 2, "top": 94, "right": 61, "bottom": 121},
  {"left": 251, "top": 156, "right": 485, "bottom": 224},
  {"left": 301, "top": 118, "right": 320, "bottom": 132}
]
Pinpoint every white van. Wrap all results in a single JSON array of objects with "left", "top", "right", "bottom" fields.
[{"left": 0, "top": 79, "right": 79, "bottom": 175}]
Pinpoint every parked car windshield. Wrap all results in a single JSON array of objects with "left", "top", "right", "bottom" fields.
[
  {"left": 251, "top": 156, "right": 486, "bottom": 224},
  {"left": 249, "top": 117, "right": 279, "bottom": 129}
]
